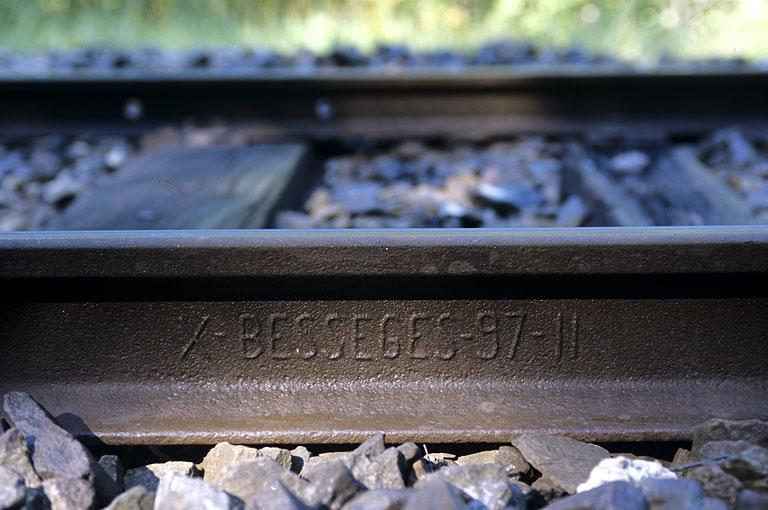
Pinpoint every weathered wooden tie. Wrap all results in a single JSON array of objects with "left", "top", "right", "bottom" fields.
[{"left": 49, "top": 143, "right": 309, "bottom": 230}]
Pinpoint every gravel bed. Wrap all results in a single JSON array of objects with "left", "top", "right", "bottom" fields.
[
  {"left": 695, "top": 126, "right": 768, "bottom": 222},
  {"left": 277, "top": 131, "right": 768, "bottom": 229},
  {"left": 0, "top": 134, "right": 135, "bottom": 231},
  {"left": 2, "top": 391, "right": 767, "bottom": 509},
  {"left": 0, "top": 43, "right": 617, "bottom": 75},
  {"left": 3, "top": 128, "right": 768, "bottom": 231},
  {"left": 1, "top": 44, "right": 762, "bottom": 76},
  {"left": 275, "top": 138, "right": 589, "bottom": 229},
  {"left": 0, "top": 44, "right": 761, "bottom": 75}
]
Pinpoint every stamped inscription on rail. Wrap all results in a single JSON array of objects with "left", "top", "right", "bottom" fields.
[{"left": 181, "top": 308, "right": 580, "bottom": 362}]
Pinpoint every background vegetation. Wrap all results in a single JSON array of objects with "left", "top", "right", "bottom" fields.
[{"left": 1, "top": 0, "right": 767, "bottom": 61}]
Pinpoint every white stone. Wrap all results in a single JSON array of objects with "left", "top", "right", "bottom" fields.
[
  {"left": 154, "top": 473, "right": 239, "bottom": 510},
  {"left": 609, "top": 151, "right": 650, "bottom": 174},
  {"left": 124, "top": 461, "right": 196, "bottom": 492},
  {"left": 42, "top": 171, "right": 83, "bottom": 205},
  {"left": 577, "top": 456, "right": 677, "bottom": 493},
  {"left": 199, "top": 443, "right": 262, "bottom": 482}
]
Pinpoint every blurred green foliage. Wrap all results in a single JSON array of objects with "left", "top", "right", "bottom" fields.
[{"left": 1, "top": 0, "right": 767, "bottom": 60}]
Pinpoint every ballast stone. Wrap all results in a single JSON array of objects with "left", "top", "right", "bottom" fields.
[
  {"left": 301, "top": 460, "right": 362, "bottom": 510},
  {"left": 402, "top": 479, "right": 468, "bottom": 510},
  {"left": 638, "top": 478, "right": 714, "bottom": 510},
  {"left": 349, "top": 447, "right": 406, "bottom": 489},
  {"left": 348, "top": 433, "right": 386, "bottom": 463},
  {"left": 577, "top": 456, "right": 677, "bottom": 492},
  {"left": 544, "top": 481, "right": 648, "bottom": 510},
  {"left": 0, "top": 466, "right": 26, "bottom": 510},
  {"left": 0, "top": 428, "right": 41, "bottom": 488},
  {"left": 419, "top": 463, "right": 525, "bottom": 510},
  {"left": 455, "top": 450, "right": 496, "bottom": 466},
  {"left": 2, "top": 392, "right": 90, "bottom": 481},
  {"left": 212, "top": 457, "right": 293, "bottom": 501},
  {"left": 683, "top": 464, "right": 743, "bottom": 506},
  {"left": 738, "top": 489, "right": 768, "bottom": 510},
  {"left": 693, "top": 419, "right": 768, "bottom": 450},
  {"left": 244, "top": 481, "right": 311, "bottom": 510},
  {"left": 98, "top": 455, "right": 125, "bottom": 491},
  {"left": 42, "top": 477, "right": 96, "bottom": 510},
  {"left": 2, "top": 392, "right": 119, "bottom": 505},
  {"left": 124, "top": 462, "right": 197, "bottom": 493},
  {"left": 258, "top": 447, "right": 292, "bottom": 470},
  {"left": 102, "top": 486, "right": 154, "bottom": 510},
  {"left": 609, "top": 151, "right": 651, "bottom": 175},
  {"left": 289, "top": 446, "right": 312, "bottom": 474},
  {"left": 721, "top": 445, "right": 768, "bottom": 492},
  {"left": 396, "top": 443, "right": 423, "bottom": 465},
  {"left": 199, "top": 443, "right": 263, "bottom": 482},
  {"left": 691, "top": 440, "right": 757, "bottom": 462},
  {"left": 341, "top": 488, "right": 411, "bottom": 510},
  {"left": 531, "top": 477, "right": 568, "bottom": 504},
  {"left": 512, "top": 433, "right": 610, "bottom": 493},
  {"left": 154, "top": 473, "right": 242, "bottom": 510},
  {"left": 316, "top": 434, "right": 407, "bottom": 490}
]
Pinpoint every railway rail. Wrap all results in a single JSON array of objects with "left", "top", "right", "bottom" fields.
[
  {"left": 2, "top": 228, "right": 767, "bottom": 444},
  {"left": 0, "top": 67, "right": 767, "bottom": 139},
  {"left": 1, "top": 67, "right": 768, "bottom": 447}
]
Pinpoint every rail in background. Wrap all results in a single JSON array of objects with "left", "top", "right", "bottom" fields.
[{"left": 0, "top": 67, "right": 767, "bottom": 139}]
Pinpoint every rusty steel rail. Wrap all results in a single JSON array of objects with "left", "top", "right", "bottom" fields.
[
  {"left": 1, "top": 227, "right": 767, "bottom": 444},
  {"left": 0, "top": 67, "right": 767, "bottom": 139}
]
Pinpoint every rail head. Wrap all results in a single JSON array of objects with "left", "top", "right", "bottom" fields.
[{"left": 1, "top": 226, "right": 768, "bottom": 279}]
